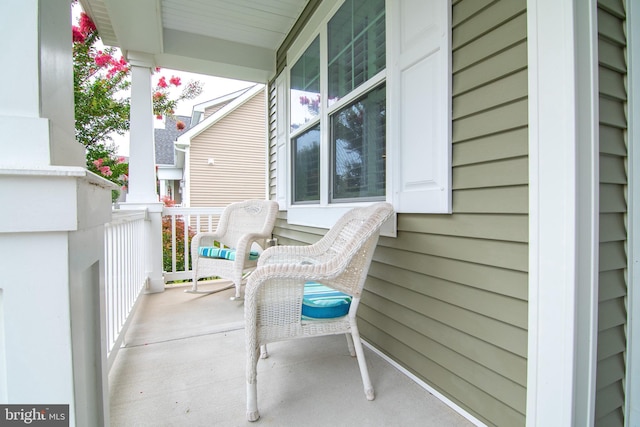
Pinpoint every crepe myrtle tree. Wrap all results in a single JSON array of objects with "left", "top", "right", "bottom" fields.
[{"left": 72, "top": 6, "right": 202, "bottom": 200}]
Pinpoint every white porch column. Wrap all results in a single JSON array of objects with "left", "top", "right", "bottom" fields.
[
  {"left": 120, "top": 53, "right": 165, "bottom": 293},
  {"left": 0, "top": 0, "right": 112, "bottom": 425},
  {"left": 126, "top": 55, "right": 159, "bottom": 204},
  {"left": 527, "top": 0, "right": 599, "bottom": 425}
]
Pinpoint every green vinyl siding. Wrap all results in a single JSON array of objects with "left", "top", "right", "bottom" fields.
[
  {"left": 596, "top": 1, "right": 628, "bottom": 425},
  {"left": 363, "top": 2, "right": 529, "bottom": 425}
]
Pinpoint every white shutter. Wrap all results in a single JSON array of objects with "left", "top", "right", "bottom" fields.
[
  {"left": 389, "top": 0, "right": 451, "bottom": 213},
  {"left": 275, "top": 70, "right": 289, "bottom": 210}
]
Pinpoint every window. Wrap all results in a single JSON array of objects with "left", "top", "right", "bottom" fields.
[
  {"left": 290, "top": 0, "right": 386, "bottom": 205},
  {"left": 281, "top": 0, "right": 451, "bottom": 222},
  {"left": 331, "top": 84, "right": 386, "bottom": 201},
  {"left": 327, "top": 0, "right": 385, "bottom": 105},
  {"left": 293, "top": 124, "right": 320, "bottom": 202},
  {"left": 290, "top": 37, "right": 320, "bottom": 133}
]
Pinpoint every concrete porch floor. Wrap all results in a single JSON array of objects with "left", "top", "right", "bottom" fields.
[{"left": 109, "top": 282, "right": 477, "bottom": 427}]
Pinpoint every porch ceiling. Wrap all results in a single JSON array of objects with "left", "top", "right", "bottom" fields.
[{"left": 78, "top": 0, "right": 310, "bottom": 83}]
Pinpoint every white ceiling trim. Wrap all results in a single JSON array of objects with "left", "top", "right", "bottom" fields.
[{"left": 80, "top": 0, "right": 309, "bottom": 82}]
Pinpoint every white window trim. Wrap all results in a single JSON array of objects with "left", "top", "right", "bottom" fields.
[
  {"left": 626, "top": 0, "right": 640, "bottom": 424},
  {"left": 282, "top": 0, "right": 451, "bottom": 235}
]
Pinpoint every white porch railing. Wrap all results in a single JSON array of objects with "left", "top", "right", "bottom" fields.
[
  {"left": 162, "top": 206, "right": 224, "bottom": 283},
  {"left": 102, "top": 206, "right": 224, "bottom": 371},
  {"left": 104, "top": 209, "right": 146, "bottom": 370}
]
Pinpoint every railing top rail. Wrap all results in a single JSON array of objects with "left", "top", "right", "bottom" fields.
[
  {"left": 163, "top": 207, "right": 225, "bottom": 216},
  {"left": 108, "top": 209, "right": 147, "bottom": 225}
]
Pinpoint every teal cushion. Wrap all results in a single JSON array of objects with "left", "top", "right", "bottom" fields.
[
  {"left": 198, "top": 247, "right": 259, "bottom": 261},
  {"left": 302, "top": 282, "right": 352, "bottom": 319}
]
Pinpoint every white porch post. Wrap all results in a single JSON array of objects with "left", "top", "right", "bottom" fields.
[
  {"left": 120, "top": 53, "right": 165, "bottom": 293},
  {"left": 527, "top": 0, "right": 599, "bottom": 425},
  {"left": 0, "top": 0, "right": 111, "bottom": 425}
]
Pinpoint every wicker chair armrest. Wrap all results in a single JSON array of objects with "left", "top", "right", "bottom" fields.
[
  {"left": 191, "top": 231, "right": 225, "bottom": 252},
  {"left": 249, "top": 256, "right": 343, "bottom": 288},
  {"left": 257, "top": 244, "right": 328, "bottom": 267},
  {"left": 235, "top": 232, "right": 271, "bottom": 255}
]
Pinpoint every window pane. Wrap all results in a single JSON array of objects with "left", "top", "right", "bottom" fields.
[
  {"left": 328, "top": 0, "right": 385, "bottom": 106},
  {"left": 293, "top": 125, "right": 321, "bottom": 203},
  {"left": 290, "top": 37, "right": 320, "bottom": 132},
  {"left": 331, "top": 84, "right": 385, "bottom": 201}
]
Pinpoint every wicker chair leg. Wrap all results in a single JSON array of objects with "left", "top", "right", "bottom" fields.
[
  {"left": 351, "top": 328, "right": 375, "bottom": 401},
  {"left": 246, "top": 381, "right": 260, "bottom": 422},
  {"left": 230, "top": 281, "right": 243, "bottom": 300},
  {"left": 345, "top": 333, "right": 356, "bottom": 357},
  {"left": 246, "top": 342, "right": 261, "bottom": 421},
  {"left": 259, "top": 344, "right": 269, "bottom": 359}
]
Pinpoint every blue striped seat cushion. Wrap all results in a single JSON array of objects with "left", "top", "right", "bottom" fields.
[
  {"left": 302, "top": 282, "right": 352, "bottom": 319},
  {"left": 198, "top": 247, "right": 259, "bottom": 261}
]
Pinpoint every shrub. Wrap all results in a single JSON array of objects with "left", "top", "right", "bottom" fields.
[{"left": 161, "top": 197, "right": 195, "bottom": 274}]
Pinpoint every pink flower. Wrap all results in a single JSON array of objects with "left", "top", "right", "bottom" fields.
[
  {"left": 155, "top": 67, "right": 162, "bottom": 73},
  {"left": 117, "top": 156, "right": 126, "bottom": 164},
  {"left": 106, "top": 56, "right": 128, "bottom": 75},
  {"left": 94, "top": 51, "right": 112, "bottom": 67},
  {"left": 72, "top": 26, "right": 85, "bottom": 43},
  {"left": 157, "top": 76, "right": 168, "bottom": 88},
  {"left": 176, "top": 120, "right": 186, "bottom": 130},
  {"left": 156, "top": 114, "right": 163, "bottom": 120},
  {"left": 169, "top": 76, "right": 181, "bottom": 86},
  {"left": 79, "top": 12, "right": 96, "bottom": 35},
  {"left": 153, "top": 91, "right": 163, "bottom": 100},
  {"left": 93, "top": 158, "right": 104, "bottom": 167},
  {"left": 99, "top": 165, "right": 113, "bottom": 176}
]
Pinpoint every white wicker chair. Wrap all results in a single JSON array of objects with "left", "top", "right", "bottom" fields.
[
  {"left": 189, "top": 200, "right": 278, "bottom": 299},
  {"left": 244, "top": 202, "right": 394, "bottom": 422}
]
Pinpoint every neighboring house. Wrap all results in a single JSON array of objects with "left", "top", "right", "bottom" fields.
[
  {"left": 6, "top": 1, "right": 640, "bottom": 426},
  {"left": 155, "top": 114, "right": 191, "bottom": 204},
  {"left": 176, "top": 84, "right": 267, "bottom": 209},
  {"left": 154, "top": 85, "right": 267, "bottom": 209}
]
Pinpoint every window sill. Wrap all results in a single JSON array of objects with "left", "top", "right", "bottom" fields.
[{"left": 287, "top": 204, "right": 397, "bottom": 237}]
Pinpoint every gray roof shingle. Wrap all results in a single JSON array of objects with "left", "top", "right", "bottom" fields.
[{"left": 154, "top": 115, "right": 191, "bottom": 165}]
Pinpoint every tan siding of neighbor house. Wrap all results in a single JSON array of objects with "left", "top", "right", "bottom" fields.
[
  {"left": 268, "top": 1, "right": 529, "bottom": 425},
  {"left": 203, "top": 102, "right": 227, "bottom": 120},
  {"left": 595, "top": 1, "right": 628, "bottom": 425},
  {"left": 189, "top": 90, "right": 267, "bottom": 209}
]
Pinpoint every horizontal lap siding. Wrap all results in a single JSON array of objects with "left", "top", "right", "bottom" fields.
[
  {"left": 596, "top": 1, "right": 628, "bottom": 426},
  {"left": 269, "top": 1, "right": 528, "bottom": 425},
  {"left": 360, "top": 2, "right": 529, "bottom": 425},
  {"left": 190, "top": 91, "right": 267, "bottom": 207}
]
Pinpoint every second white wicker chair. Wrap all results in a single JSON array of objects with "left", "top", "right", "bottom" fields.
[
  {"left": 189, "top": 200, "right": 278, "bottom": 299},
  {"left": 244, "top": 202, "right": 394, "bottom": 422}
]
